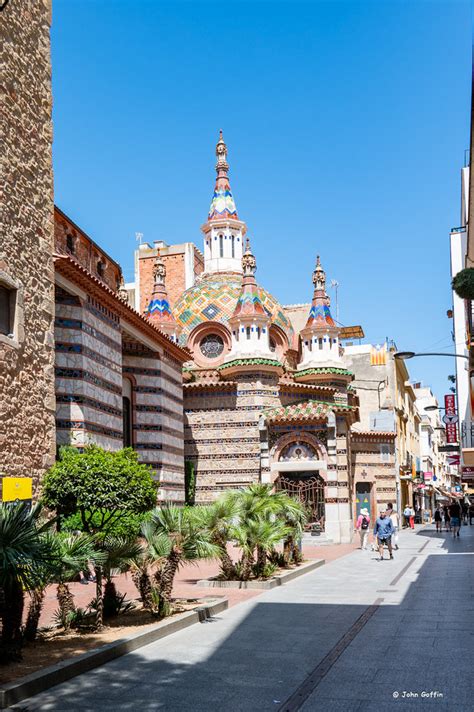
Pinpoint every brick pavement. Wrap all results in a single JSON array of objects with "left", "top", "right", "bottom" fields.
[{"left": 37, "top": 539, "right": 358, "bottom": 627}]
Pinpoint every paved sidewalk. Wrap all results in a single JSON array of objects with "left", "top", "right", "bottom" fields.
[{"left": 16, "top": 525, "right": 474, "bottom": 711}]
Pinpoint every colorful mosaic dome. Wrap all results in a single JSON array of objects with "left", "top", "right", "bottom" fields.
[{"left": 174, "top": 272, "right": 295, "bottom": 347}]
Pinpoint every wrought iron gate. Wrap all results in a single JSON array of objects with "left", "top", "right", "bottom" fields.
[{"left": 275, "top": 473, "right": 325, "bottom": 528}]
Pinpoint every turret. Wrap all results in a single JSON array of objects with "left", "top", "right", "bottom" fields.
[
  {"left": 201, "top": 130, "right": 247, "bottom": 274},
  {"left": 298, "top": 255, "right": 341, "bottom": 368},
  {"left": 144, "top": 253, "right": 181, "bottom": 342}
]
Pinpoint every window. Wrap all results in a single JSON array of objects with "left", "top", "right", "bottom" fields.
[
  {"left": 66, "top": 234, "right": 75, "bottom": 254},
  {"left": 231, "top": 235, "right": 235, "bottom": 258},
  {"left": 219, "top": 235, "right": 224, "bottom": 258},
  {"left": 0, "top": 285, "right": 11, "bottom": 335},
  {"left": 246, "top": 326, "right": 251, "bottom": 340},
  {"left": 123, "top": 396, "right": 132, "bottom": 447},
  {"left": 200, "top": 333, "right": 224, "bottom": 358},
  {"left": 97, "top": 260, "right": 105, "bottom": 278},
  {"left": 380, "top": 445, "right": 390, "bottom": 462},
  {"left": 318, "top": 338, "right": 323, "bottom": 350}
]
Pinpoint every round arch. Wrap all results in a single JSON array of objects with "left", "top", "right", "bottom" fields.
[{"left": 187, "top": 321, "right": 232, "bottom": 368}]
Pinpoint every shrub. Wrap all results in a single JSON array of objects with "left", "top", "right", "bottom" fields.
[{"left": 452, "top": 268, "right": 474, "bottom": 299}]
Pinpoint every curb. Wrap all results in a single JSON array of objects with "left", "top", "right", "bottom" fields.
[
  {"left": 0, "top": 597, "right": 228, "bottom": 710},
  {"left": 196, "top": 558, "right": 325, "bottom": 589}
]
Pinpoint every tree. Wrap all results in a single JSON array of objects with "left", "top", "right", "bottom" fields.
[
  {"left": 42, "top": 446, "right": 158, "bottom": 533},
  {"left": 147, "top": 506, "right": 220, "bottom": 617},
  {"left": 452, "top": 268, "right": 474, "bottom": 299},
  {"left": 0, "top": 503, "right": 54, "bottom": 661}
]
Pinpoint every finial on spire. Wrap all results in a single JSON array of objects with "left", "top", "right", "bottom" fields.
[
  {"left": 215, "top": 129, "right": 228, "bottom": 170},
  {"left": 312, "top": 254, "right": 326, "bottom": 291},
  {"left": 242, "top": 237, "right": 256, "bottom": 276},
  {"left": 118, "top": 275, "right": 129, "bottom": 303},
  {"left": 152, "top": 251, "right": 166, "bottom": 288}
]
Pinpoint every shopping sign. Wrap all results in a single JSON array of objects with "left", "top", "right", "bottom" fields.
[
  {"left": 447, "top": 455, "right": 460, "bottom": 465},
  {"left": 461, "top": 466, "right": 474, "bottom": 481},
  {"left": 444, "top": 394, "right": 458, "bottom": 443},
  {"left": 423, "top": 471, "right": 433, "bottom": 481}
]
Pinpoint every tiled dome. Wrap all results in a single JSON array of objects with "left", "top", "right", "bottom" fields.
[{"left": 174, "top": 272, "right": 295, "bottom": 347}]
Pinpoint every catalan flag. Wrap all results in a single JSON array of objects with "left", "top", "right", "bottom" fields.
[{"left": 370, "top": 344, "right": 387, "bottom": 366}]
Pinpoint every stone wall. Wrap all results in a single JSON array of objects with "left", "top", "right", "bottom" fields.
[
  {"left": 184, "top": 372, "right": 284, "bottom": 501},
  {"left": 0, "top": 0, "right": 56, "bottom": 494},
  {"left": 55, "top": 208, "right": 122, "bottom": 292}
]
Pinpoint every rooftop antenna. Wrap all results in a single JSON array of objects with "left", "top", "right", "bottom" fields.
[
  {"left": 330, "top": 279, "right": 340, "bottom": 323},
  {"left": 135, "top": 232, "right": 144, "bottom": 245}
]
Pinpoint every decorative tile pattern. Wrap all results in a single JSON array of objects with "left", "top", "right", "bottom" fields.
[
  {"left": 174, "top": 273, "right": 294, "bottom": 345},
  {"left": 208, "top": 186, "right": 238, "bottom": 221},
  {"left": 264, "top": 399, "right": 355, "bottom": 424}
]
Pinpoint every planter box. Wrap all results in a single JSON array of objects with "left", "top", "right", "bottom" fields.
[
  {"left": 0, "top": 597, "right": 227, "bottom": 710},
  {"left": 196, "top": 558, "right": 325, "bottom": 590}
]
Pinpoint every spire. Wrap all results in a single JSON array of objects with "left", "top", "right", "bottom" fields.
[
  {"left": 305, "top": 255, "right": 336, "bottom": 329},
  {"left": 145, "top": 252, "right": 180, "bottom": 341},
  {"left": 207, "top": 130, "right": 239, "bottom": 221},
  {"left": 232, "top": 238, "right": 266, "bottom": 318}
]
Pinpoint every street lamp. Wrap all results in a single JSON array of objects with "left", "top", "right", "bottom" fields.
[{"left": 394, "top": 351, "right": 469, "bottom": 360}]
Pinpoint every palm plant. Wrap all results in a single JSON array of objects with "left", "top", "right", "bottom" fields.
[
  {"left": 52, "top": 532, "right": 100, "bottom": 630},
  {"left": 271, "top": 492, "right": 308, "bottom": 565},
  {"left": 195, "top": 495, "right": 239, "bottom": 580},
  {"left": 0, "top": 502, "right": 54, "bottom": 661},
  {"left": 231, "top": 514, "right": 290, "bottom": 579},
  {"left": 95, "top": 535, "right": 142, "bottom": 619},
  {"left": 148, "top": 505, "right": 220, "bottom": 617}
]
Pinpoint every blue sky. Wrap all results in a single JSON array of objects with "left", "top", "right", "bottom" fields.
[{"left": 51, "top": 0, "right": 471, "bottom": 400}]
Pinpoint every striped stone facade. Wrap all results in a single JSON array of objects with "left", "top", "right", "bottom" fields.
[
  {"left": 53, "top": 247, "right": 188, "bottom": 503},
  {"left": 55, "top": 286, "right": 123, "bottom": 449}
]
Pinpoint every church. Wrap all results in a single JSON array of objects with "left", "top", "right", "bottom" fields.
[{"left": 132, "top": 132, "right": 386, "bottom": 544}]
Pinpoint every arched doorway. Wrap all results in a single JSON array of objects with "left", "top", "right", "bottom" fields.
[{"left": 274, "top": 440, "right": 326, "bottom": 529}]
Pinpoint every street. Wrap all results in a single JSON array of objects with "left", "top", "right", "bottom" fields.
[{"left": 16, "top": 524, "right": 474, "bottom": 711}]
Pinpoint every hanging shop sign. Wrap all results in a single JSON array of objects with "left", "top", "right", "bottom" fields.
[{"left": 444, "top": 394, "right": 458, "bottom": 443}]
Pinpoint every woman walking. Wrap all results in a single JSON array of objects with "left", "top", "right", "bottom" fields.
[
  {"left": 443, "top": 505, "right": 451, "bottom": 532},
  {"left": 355, "top": 507, "right": 370, "bottom": 550},
  {"left": 434, "top": 506, "right": 443, "bottom": 533}
]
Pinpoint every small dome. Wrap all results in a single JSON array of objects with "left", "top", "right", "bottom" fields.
[{"left": 174, "top": 272, "right": 294, "bottom": 347}]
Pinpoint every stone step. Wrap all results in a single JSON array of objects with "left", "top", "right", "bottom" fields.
[{"left": 302, "top": 533, "right": 334, "bottom": 545}]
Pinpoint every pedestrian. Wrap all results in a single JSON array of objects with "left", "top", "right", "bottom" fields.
[
  {"left": 449, "top": 500, "right": 462, "bottom": 538},
  {"left": 443, "top": 505, "right": 451, "bottom": 532},
  {"left": 434, "top": 506, "right": 443, "bottom": 533},
  {"left": 409, "top": 506, "right": 415, "bottom": 529},
  {"left": 461, "top": 502, "right": 468, "bottom": 525},
  {"left": 355, "top": 507, "right": 370, "bottom": 550},
  {"left": 373, "top": 510, "right": 395, "bottom": 561},
  {"left": 469, "top": 501, "right": 474, "bottom": 525},
  {"left": 403, "top": 504, "right": 412, "bottom": 528},
  {"left": 386, "top": 503, "right": 399, "bottom": 550}
]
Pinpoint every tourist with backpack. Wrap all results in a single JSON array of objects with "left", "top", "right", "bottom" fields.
[{"left": 355, "top": 507, "right": 370, "bottom": 550}]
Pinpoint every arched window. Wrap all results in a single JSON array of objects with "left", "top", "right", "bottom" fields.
[
  {"left": 269, "top": 338, "right": 276, "bottom": 353},
  {"left": 122, "top": 378, "right": 133, "bottom": 447},
  {"left": 219, "top": 234, "right": 224, "bottom": 258},
  {"left": 200, "top": 333, "right": 224, "bottom": 358},
  {"left": 246, "top": 326, "right": 251, "bottom": 340},
  {"left": 231, "top": 235, "right": 235, "bottom": 258}
]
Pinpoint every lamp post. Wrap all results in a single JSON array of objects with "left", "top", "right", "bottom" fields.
[{"left": 394, "top": 351, "right": 469, "bottom": 361}]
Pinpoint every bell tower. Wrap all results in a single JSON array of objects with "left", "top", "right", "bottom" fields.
[{"left": 201, "top": 131, "right": 247, "bottom": 274}]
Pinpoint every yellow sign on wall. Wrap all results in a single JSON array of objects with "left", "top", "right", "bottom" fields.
[{"left": 2, "top": 477, "right": 33, "bottom": 502}]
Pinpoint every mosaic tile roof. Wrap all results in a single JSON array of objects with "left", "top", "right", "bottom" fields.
[
  {"left": 264, "top": 399, "right": 355, "bottom": 424},
  {"left": 208, "top": 131, "right": 239, "bottom": 222},
  {"left": 217, "top": 358, "right": 282, "bottom": 370},
  {"left": 145, "top": 297, "right": 175, "bottom": 323},
  {"left": 294, "top": 367, "right": 353, "bottom": 378},
  {"left": 174, "top": 272, "right": 295, "bottom": 347}
]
